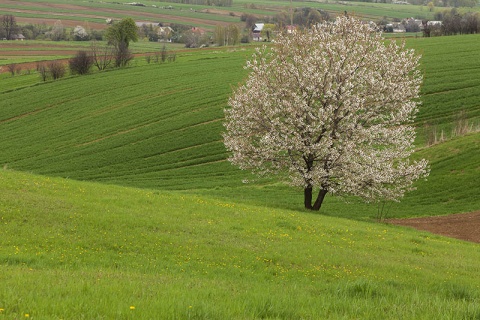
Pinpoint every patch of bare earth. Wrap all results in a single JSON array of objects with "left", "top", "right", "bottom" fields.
[
  {"left": 2, "top": 50, "right": 79, "bottom": 56},
  {"left": 388, "top": 211, "right": 480, "bottom": 243}
]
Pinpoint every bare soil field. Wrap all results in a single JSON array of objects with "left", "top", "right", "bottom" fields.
[
  {"left": 1, "top": 50, "right": 78, "bottom": 56},
  {"left": 388, "top": 211, "right": 480, "bottom": 243}
]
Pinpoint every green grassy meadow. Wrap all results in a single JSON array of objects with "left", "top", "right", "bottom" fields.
[
  {"left": 1, "top": 169, "right": 479, "bottom": 319},
  {"left": 408, "top": 35, "right": 480, "bottom": 132},
  {"left": 0, "top": 31, "right": 479, "bottom": 318}
]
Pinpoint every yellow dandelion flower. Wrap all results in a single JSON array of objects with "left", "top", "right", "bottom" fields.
[
  {"left": 0, "top": 308, "right": 4, "bottom": 312},
  {"left": 130, "top": 306, "right": 135, "bottom": 310},
  {"left": 25, "top": 314, "right": 30, "bottom": 318}
]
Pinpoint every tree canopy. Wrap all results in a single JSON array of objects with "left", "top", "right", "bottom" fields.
[
  {"left": 105, "top": 18, "right": 139, "bottom": 49},
  {"left": 224, "top": 17, "right": 429, "bottom": 211},
  {"left": 1, "top": 14, "right": 18, "bottom": 40}
]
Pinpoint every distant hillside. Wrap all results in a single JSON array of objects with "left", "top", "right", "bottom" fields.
[{"left": 0, "top": 0, "right": 442, "bottom": 33}]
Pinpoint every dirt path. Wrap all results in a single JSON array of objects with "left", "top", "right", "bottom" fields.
[{"left": 388, "top": 211, "right": 480, "bottom": 243}]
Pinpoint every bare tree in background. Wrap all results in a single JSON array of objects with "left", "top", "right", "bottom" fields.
[
  {"left": 1, "top": 14, "right": 18, "bottom": 40},
  {"left": 69, "top": 50, "right": 94, "bottom": 75},
  {"left": 114, "top": 41, "right": 134, "bottom": 67},
  {"left": 37, "top": 63, "right": 49, "bottom": 82},
  {"left": 48, "top": 60, "right": 66, "bottom": 80},
  {"left": 6, "top": 63, "right": 18, "bottom": 76},
  {"left": 90, "top": 40, "right": 114, "bottom": 71}
]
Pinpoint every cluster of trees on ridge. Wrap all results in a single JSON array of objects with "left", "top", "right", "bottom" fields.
[
  {"left": 0, "top": 15, "right": 103, "bottom": 41},
  {"left": 342, "top": 0, "right": 477, "bottom": 7},
  {"left": 159, "top": 0, "right": 232, "bottom": 5},
  {"left": 377, "top": 9, "right": 480, "bottom": 36},
  {"left": 426, "top": 8, "right": 480, "bottom": 35}
]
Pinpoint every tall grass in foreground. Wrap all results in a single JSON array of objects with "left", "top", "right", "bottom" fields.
[{"left": 1, "top": 169, "right": 479, "bottom": 319}]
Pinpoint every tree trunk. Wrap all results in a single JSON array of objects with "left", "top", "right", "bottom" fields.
[
  {"left": 312, "top": 189, "right": 328, "bottom": 211},
  {"left": 304, "top": 186, "right": 313, "bottom": 210},
  {"left": 304, "top": 187, "right": 328, "bottom": 211}
]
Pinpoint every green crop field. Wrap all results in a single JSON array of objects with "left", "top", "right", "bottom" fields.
[
  {"left": 0, "top": 48, "right": 252, "bottom": 188},
  {"left": 1, "top": 30, "right": 479, "bottom": 318},
  {"left": 0, "top": 35, "right": 479, "bottom": 214},
  {"left": 405, "top": 35, "right": 480, "bottom": 145}
]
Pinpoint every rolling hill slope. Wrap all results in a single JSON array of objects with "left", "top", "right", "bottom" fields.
[
  {"left": 408, "top": 34, "right": 480, "bottom": 137},
  {"left": 0, "top": 49, "right": 252, "bottom": 189},
  {"left": 0, "top": 169, "right": 479, "bottom": 319},
  {"left": 0, "top": 36, "right": 479, "bottom": 217},
  {"left": 0, "top": 31, "right": 479, "bottom": 319}
]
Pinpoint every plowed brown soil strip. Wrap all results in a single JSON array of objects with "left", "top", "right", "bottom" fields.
[
  {"left": 1, "top": 50, "right": 78, "bottom": 56},
  {"left": 388, "top": 211, "right": 480, "bottom": 243}
]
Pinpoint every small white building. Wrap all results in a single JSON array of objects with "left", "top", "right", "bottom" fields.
[
  {"left": 427, "top": 21, "right": 442, "bottom": 27},
  {"left": 11, "top": 34, "right": 26, "bottom": 41},
  {"left": 252, "top": 23, "right": 264, "bottom": 41}
]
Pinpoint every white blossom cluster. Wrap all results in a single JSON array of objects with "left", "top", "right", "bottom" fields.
[
  {"left": 73, "top": 25, "right": 88, "bottom": 40},
  {"left": 224, "top": 16, "right": 429, "bottom": 207}
]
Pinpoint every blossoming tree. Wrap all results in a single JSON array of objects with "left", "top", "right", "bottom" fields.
[{"left": 224, "top": 17, "right": 429, "bottom": 211}]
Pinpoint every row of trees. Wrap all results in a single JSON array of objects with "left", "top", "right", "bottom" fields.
[
  {"left": 345, "top": 0, "right": 477, "bottom": 6},
  {"left": 427, "top": 9, "right": 480, "bottom": 35},
  {"left": 20, "top": 42, "right": 175, "bottom": 81},
  {"left": 213, "top": 24, "right": 240, "bottom": 46},
  {"left": 159, "top": 0, "right": 232, "bottom": 5},
  {"left": 1, "top": 13, "right": 248, "bottom": 48},
  {"left": 2, "top": 13, "right": 252, "bottom": 47},
  {"left": 1, "top": 15, "right": 104, "bottom": 41},
  {"left": 69, "top": 19, "right": 176, "bottom": 74},
  {"left": 1, "top": 14, "right": 18, "bottom": 40},
  {"left": 241, "top": 7, "right": 331, "bottom": 31},
  {"left": 5, "top": 18, "right": 175, "bottom": 81},
  {"left": 412, "top": 0, "right": 477, "bottom": 7}
]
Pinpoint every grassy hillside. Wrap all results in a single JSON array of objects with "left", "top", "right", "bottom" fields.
[
  {"left": 0, "top": 51, "right": 251, "bottom": 188},
  {"left": 1, "top": 169, "right": 479, "bottom": 319},
  {"left": 193, "top": 131, "right": 480, "bottom": 220},
  {"left": 1, "top": 27, "right": 479, "bottom": 319},
  {"left": 0, "top": 48, "right": 252, "bottom": 190},
  {"left": 1, "top": 36, "right": 479, "bottom": 217},
  {"left": 407, "top": 35, "right": 480, "bottom": 144}
]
